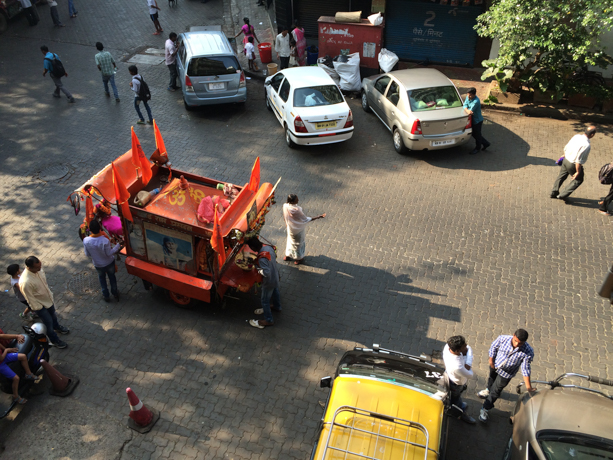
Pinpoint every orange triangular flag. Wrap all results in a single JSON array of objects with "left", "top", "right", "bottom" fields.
[
  {"left": 247, "top": 157, "right": 260, "bottom": 192},
  {"left": 131, "top": 127, "right": 153, "bottom": 185},
  {"left": 153, "top": 120, "right": 167, "bottom": 158},
  {"left": 112, "top": 162, "right": 133, "bottom": 222},
  {"left": 85, "top": 195, "right": 95, "bottom": 224},
  {"left": 211, "top": 204, "right": 226, "bottom": 268}
]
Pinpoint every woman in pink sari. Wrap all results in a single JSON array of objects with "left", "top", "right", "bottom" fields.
[
  {"left": 234, "top": 17, "right": 259, "bottom": 53},
  {"left": 291, "top": 22, "right": 307, "bottom": 66}
]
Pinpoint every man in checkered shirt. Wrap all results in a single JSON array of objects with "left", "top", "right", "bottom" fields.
[
  {"left": 478, "top": 329, "right": 535, "bottom": 423},
  {"left": 95, "top": 42, "right": 119, "bottom": 101}
]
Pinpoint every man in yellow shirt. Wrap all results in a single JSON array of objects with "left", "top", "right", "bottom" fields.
[{"left": 19, "top": 256, "right": 69, "bottom": 349}]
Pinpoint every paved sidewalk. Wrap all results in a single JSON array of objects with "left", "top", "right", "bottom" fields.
[{"left": 1, "top": 0, "right": 613, "bottom": 458}]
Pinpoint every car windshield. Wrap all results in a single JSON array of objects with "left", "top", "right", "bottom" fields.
[
  {"left": 338, "top": 363, "right": 441, "bottom": 397},
  {"left": 293, "top": 85, "right": 343, "bottom": 107},
  {"left": 408, "top": 86, "right": 462, "bottom": 112},
  {"left": 538, "top": 432, "right": 613, "bottom": 460},
  {"left": 187, "top": 56, "right": 239, "bottom": 77}
]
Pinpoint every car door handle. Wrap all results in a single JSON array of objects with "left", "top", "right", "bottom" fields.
[{"left": 392, "top": 111, "right": 395, "bottom": 115}]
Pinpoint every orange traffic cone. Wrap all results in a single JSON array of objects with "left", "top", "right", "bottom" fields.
[
  {"left": 40, "top": 360, "right": 79, "bottom": 396},
  {"left": 126, "top": 387, "right": 160, "bottom": 433}
]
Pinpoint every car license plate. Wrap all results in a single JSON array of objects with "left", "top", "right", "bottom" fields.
[
  {"left": 316, "top": 121, "right": 336, "bottom": 129},
  {"left": 432, "top": 139, "right": 456, "bottom": 146},
  {"left": 209, "top": 82, "right": 224, "bottom": 90}
]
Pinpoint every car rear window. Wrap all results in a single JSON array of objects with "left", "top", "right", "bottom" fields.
[
  {"left": 408, "top": 86, "right": 462, "bottom": 112},
  {"left": 293, "top": 85, "right": 343, "bottom": 107},
  {"left": 187, "top": 56, "right": 239, "bottom": 77}
]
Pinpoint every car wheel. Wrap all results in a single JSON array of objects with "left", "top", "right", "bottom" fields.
[
  {"left": 265, "top": 90, "right": 272, "bottom": 112},
  {"left": 393, "top": 127, "right": 407, "bottom": 154},
  {"left": 184, "top": 98, "right": 194, "bottom": 112},
  {"left": 169, "top": 290, "right": 194, "bottom": 308},
  {"left": 285, "top": 125, "right": 297, "bottom": 149},
  {"left": 361, "top": 91, "right": 371, "bottom": 113}
]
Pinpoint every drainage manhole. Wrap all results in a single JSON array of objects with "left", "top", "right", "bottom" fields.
[
  {"left": 66, "top": 272, "right": 99, "bottom": 295},
  {"left": 38, "top": 165, "right": 70, "bottom": 182}
]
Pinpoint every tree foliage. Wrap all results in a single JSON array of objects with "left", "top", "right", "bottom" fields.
[{"left": 476, "top": 0, "right": 613, "bottom": 97}]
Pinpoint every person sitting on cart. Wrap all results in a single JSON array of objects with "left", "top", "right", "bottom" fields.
[
  {"left": 0, "top": 330, "right": 38, "bottom": 404},
  {"left": 247, "top": 238, "right": 281, "bottom": 329}
]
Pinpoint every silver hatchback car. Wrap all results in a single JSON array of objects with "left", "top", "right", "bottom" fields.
[
  {"left": 504, "top": 372, "right": 613, "bottom": 460},
  {"left": 176, "top": 27, "right": 246, "bottom": 110},
  {"left": 361, "top": 68, "right": 472, "bottom": 154}
]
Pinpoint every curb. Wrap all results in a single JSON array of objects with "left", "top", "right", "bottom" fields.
[{"left": 484, "top": 103, "right": 613, "bottom": 124}]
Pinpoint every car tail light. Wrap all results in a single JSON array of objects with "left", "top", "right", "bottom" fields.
[
  {"left": 239, "top": 71, "right": 246, "bottom": 88},
  {"left": 343, "top": 110, "right": 353, "bottom": 128},
  {"left": 410, "top": 119, "right": 422, "bottom": 135},
  {"left": 185, "top": 75, "right": 194, "bottom": 92},
  {"left": 465, "top": 114, "right": 472, "bottom": 129},
  {"left": 294, "top": 116, "right": 308, "bottom": 133}
]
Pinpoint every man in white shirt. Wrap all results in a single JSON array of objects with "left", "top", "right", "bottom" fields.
[
  {"left": 274, "top": 27, "right": 291, "bottom": 69},
  {"left": 19, "top": 256, "right": 69, "bottom": 349},
  {"left": 551, "top": 125, "right": 597, "bottom": 202},
  {"left": 147, "top": 0, "right": 163, "bottom": 35},
  {"left": 443, "top": 335, "right": 476, "bottom": 424},
  {"left": 165, "top": 32, "right": 178, "bottom": 91}
]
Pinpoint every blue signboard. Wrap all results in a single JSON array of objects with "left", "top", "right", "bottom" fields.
[{"left": 385, "top": 0, "right": 484, "bottom": 66}]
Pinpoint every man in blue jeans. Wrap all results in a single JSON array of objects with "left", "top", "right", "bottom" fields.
[
  {"left": 83, "top": 220, "right": 123, "bottom": 302},
  {"left": 463, "top": 87, "right": 490, "bottom": 155},
  {"left": 19, "top": 256, "right": 70, "bottom": 349},
  {"left": 247, "top": 238, "right": 281, "bottom": 329},
  {"left": 95, "top": 42, "right": 120, "bottom": 102},
  {"left": 129, "top": 65, "right": 153, "bottom": 125}
]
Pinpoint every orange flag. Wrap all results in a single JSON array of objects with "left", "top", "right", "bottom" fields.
[
  {"left": 112, "top": 162, "right": 133, "bottom": 222},
  {"left": 153, "top": 120, "right": 167, "bottom": 158},
  {"left": 131, "top": 127, "right": 153, "bottom": 185},
  {"left": 85, "top": 195, "right": 95, "bottom": 224},
  {"left": 211, "top": 204, "right": 226, "bottom": 268},
  {"left": 247, "top": 157, "right": 260, "bottom": 192}
]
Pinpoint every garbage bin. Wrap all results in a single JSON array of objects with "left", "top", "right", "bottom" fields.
[
  {"left": 307, "top": 46, "right": 319, "bottom": 66},
  {"left": 258, "top": 43, "right": 272, "bottom": 64}
]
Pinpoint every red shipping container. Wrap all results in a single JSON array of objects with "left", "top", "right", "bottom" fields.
[{"left": 318, "top": 16, "right": 384, "bottom": 70}]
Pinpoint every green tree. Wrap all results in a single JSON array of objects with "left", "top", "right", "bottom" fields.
[{"left": 476, "top": 0, "right": 613, "bottom": 98}]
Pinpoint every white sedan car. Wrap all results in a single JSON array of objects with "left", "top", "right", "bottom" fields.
[{"left": 264, "top": 67, "right": 354, "bottom": 148}]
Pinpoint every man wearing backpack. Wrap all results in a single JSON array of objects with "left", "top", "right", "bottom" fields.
[
  {"left": 550, "top": 125, "right": 597, "bottom": 202},
  {"left": 128, "top": 65, "right": 153, "bottom": 125},
  {"left": 41, "top": 46, "right": 75, "bottom": 103}
]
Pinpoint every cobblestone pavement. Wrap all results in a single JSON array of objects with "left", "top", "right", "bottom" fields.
[{"left": 1, "top": 1, "right": 613, "bottom": 459}]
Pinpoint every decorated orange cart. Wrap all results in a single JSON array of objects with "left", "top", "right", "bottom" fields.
[{"left": 68, "top": 122, "right": 279, "bottom": 306}]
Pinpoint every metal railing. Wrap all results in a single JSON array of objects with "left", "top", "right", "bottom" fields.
[{"left": 321, "top": 405, "right": 438, "bottom": 460}]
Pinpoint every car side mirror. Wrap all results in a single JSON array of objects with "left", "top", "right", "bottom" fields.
[
  {"left": 264, "top": 80, "right": 271, "bottom": 86},
  {"left": 320, "top": 376, "right": 332, "bottom": 388}
]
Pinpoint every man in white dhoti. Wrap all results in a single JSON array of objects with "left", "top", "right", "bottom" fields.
[{"left": 282, "top": 194, "right": 325, "bottom": 265}]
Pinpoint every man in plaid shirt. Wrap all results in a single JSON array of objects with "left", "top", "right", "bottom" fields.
[
  {"left": 478, "top": 329, "right": 534, "bottom": 423},
  {"left": 95, "top": 42, "right": 119, "bottom": 101}
]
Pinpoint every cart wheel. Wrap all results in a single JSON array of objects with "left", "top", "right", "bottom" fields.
[{"left": 169, "top": 291, "right": 193, "bottom": 308}]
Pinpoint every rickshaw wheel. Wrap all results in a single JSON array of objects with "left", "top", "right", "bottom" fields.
[{"left": 169, "top": 291, "right": 193, "bottom": 308}]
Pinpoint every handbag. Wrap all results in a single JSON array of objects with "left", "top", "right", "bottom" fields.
[{"left": 556, "top": 156, "right": 564, "bottom": 165}]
